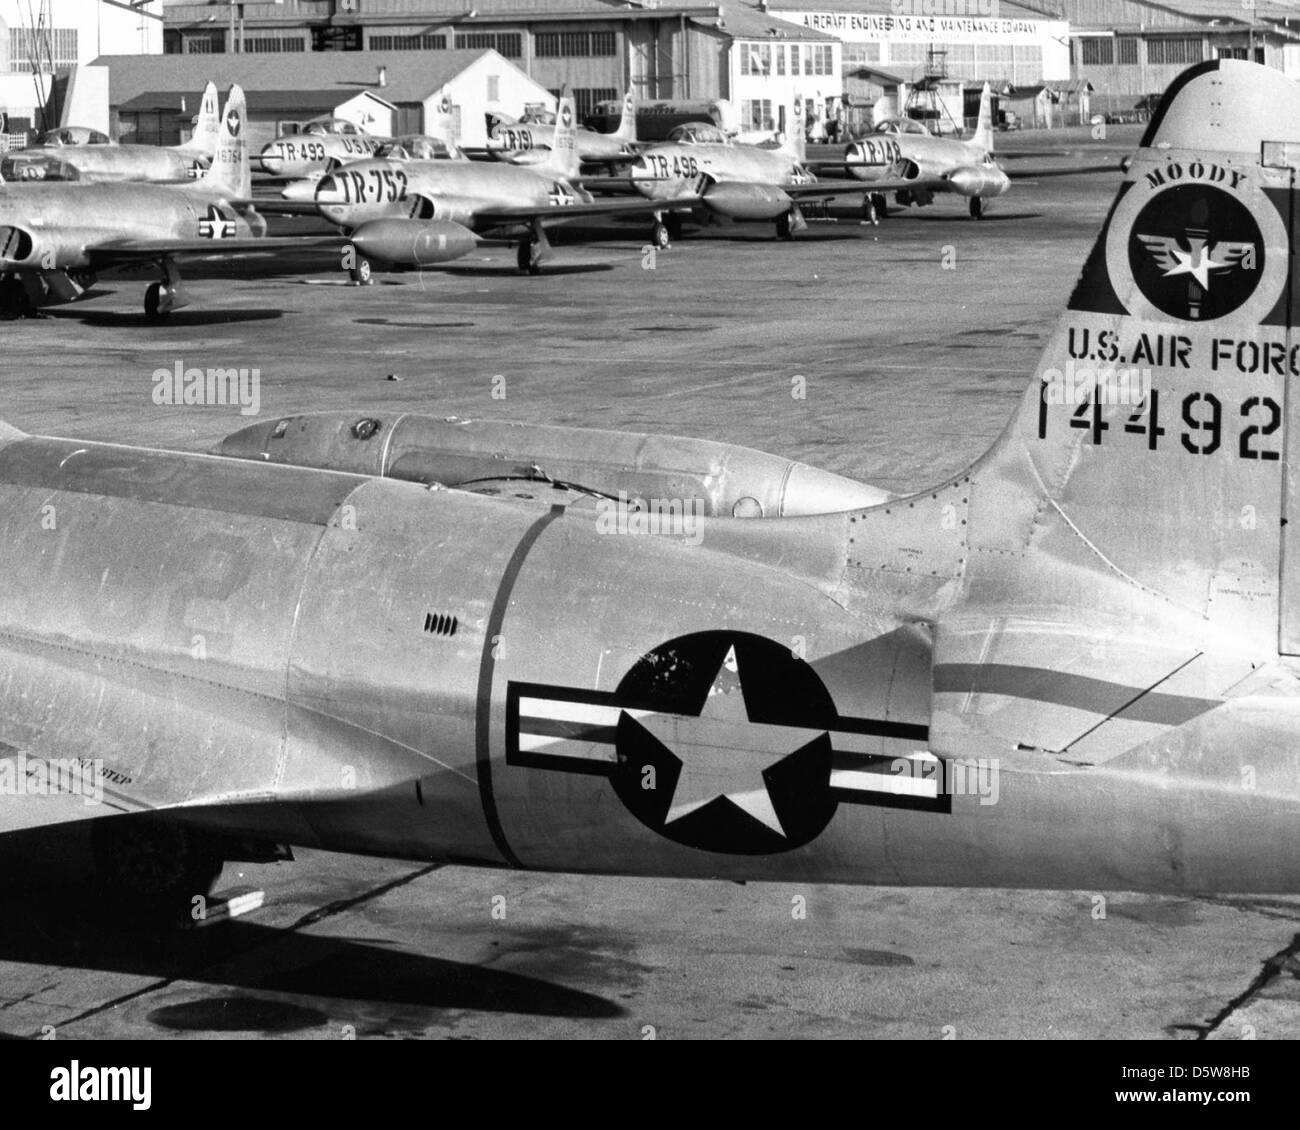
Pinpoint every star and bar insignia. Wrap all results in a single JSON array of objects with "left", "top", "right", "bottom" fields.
[
  {"left": 198, "top": 205, "right": 237, "bottom": 240},
  {"left": 506, "top": 630, "right": 948, "bottom": 856}
]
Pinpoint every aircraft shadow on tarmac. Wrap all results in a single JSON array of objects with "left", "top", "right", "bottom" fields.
[
  {"left": 439, "top": 262, "right": 617, "bottom": 278},
  {"left": 0, "top": 828, "right": 620, "bottom": 1033},
  {"left": 0, "top": 887, "right": 621, "bottom": 1033},
  {"left": 44, "top": 307, "right": 286, "bottom": 328}
]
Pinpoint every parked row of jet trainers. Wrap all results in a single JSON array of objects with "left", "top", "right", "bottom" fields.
[
  {"left": 0, "top": 80, "right": 1079, "bottom": 318},
  {"left": 0, "top": 59, "right": 1295, "bottom": 901}
]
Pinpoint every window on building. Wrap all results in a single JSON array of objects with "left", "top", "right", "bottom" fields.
[
  {"left": 741, "top": 98, "right": 773, "bottom": 132},
  {"left": 790, "top": 43, "right": 800, "bottom": 75},
  {"left": 369, "top": 34, "right": 447, "bottom": 51},
  {"left": 812, "top": 45, "right": 833, "bottom": 76},
  {"left": 243, "top": 37, "right": 307, "bottom": 53},
  {"left": 1117, "top": 37, "right": 1138, "bottom": 65},
  {"left": 534, "top": 31, "right": 615, "bottom": 58},
  {"left": 1079, "top": 38, "right": 1113, "bottom": 67},
  {"left": 183, "top": 33, "right": 226, "bottom": 56},
  {"left": 9, "top": 27, "right": 78, "bottom": 71},
  {"left": 1148, "top": 38, "right": 1203, "bottom": 66},
  {"left": 312, "top": 26, "right": 362, "bottom": 51},
  {"left": 775, "top": 45, "right": 786, "bottom": 76},
  {"left": 458, "top": 32, "right": 521, "bottom": 58}
]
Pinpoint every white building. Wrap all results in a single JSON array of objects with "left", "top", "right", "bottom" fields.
[
  {"left": 1, "top": 0, "right": 163, "bottom": 137},
  {"left": 767, "top": 0, "right": 1070, "bottom": 128}
]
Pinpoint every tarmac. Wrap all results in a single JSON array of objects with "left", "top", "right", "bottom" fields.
[{"left": 2, "top": 127, "right": 1298, "bottom": 1040}]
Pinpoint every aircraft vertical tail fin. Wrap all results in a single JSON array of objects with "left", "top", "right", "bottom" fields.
[
  {"left": 613, "top": 89, "right": 638, "bottom": 142},
  {"left": 195, "top": 85, "right": 250, "bottom": 199},
  {"left": 430, "top": 89, "right": 457, "bottom": 145},
  {"left": 846, "top": 61, "right": 1300, "bottom": 764},
  {"left": 971, "top": 82, "right": 995, "bottom": 152},
  {"left": 548, "top": 87, "right": 581, "bottom": 180},
  {"left": 186, "top": 80, "right": 221, "bottom": 159},
  {"left": 927, "top": 60, "right": 1299, "bottom": 659}
]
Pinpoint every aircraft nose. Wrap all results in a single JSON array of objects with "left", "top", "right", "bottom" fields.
[{"left": 258, "top": 146, "right": 282, "bottom": 175}]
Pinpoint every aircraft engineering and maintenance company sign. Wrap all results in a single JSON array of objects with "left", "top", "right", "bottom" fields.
[{"left": 770, "top": 10, "right": 1068, "bottom": 48}]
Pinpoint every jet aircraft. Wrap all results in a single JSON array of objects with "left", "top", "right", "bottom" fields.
[
  {"left": 0, "top": 82, "right": 222, "bottom": 185},
  {"left": 841, "top": 83, "right": 1105, "bottom": 220},
  {"left": 0, "top": 85, "right": 341, "bottom": 317},
  {"left": 485, "top": 89, "right": 639, "bottom": 166},
  {"left": 627, "top": 99, "right": 888, "bottom": 242},
  {"left": 311, "top": 92, "right": 696, "bottom": 278},
  {"left": 2, "top": 60, "right": 1299, "bottom": 900}
]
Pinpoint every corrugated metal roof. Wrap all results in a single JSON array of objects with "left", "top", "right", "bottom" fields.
[
  {"left": 117, "top": 89, "right": 397, "bottom": 114},
  {"left": 713, "top": 8, "right": 838, "bottom": 39},
  {"left": 165, "top": 0, "right": 719, "bottom": 19},
  {"left": 764, "top": 0, "right": 1063, "bottom": 18},
  {"left": 93, "top": 49, "right": 506, "bottom": 107}
]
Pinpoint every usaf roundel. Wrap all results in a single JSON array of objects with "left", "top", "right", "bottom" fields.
[
  {"left": 225, "top": 107, "right": 243, "bottom": 138},
  {"left": 560, "top": 105, "right": 573, "bottom": 129},
  {"left": 506, "top": 631, "right": 946, "bottom": 856}
]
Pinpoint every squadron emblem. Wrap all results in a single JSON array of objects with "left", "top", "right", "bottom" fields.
[
  {"left": 507, "top": 631, "right": 946, "bottom": 856},
  {"left": 1129, "top": 184, "right": 1261, "bottom": 320}
]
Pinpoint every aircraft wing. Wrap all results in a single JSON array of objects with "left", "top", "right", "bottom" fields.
[
  {"left": 476, "top": 196, "right": 702, "bottom": 227},
  {"left": 792, "top": 165, "right": 1116, "bottom": 200},
  {"left": 784, "top": 179, "right": 900, "bottom": 198},
  {"left": 1004, "top": 163, "right": 1118, "bottom": 179},
  {"left": 83, "top": 235, "right": 344, "bottom": 266},
  {"left": 239, "top": 199, "right": 326, "bottom": 216}
]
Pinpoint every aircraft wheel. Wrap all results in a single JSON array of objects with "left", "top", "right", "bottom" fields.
[
  {"left": 872, "top": 193, "right": 888, "bottom": 219},
  {"left": 517, "top": 240, "right": 542, "bottom": 275},
  {"left": 970, "top": 196, "right": 985, "bottom": 220},
  {"left": 652, "top": 221, "right": 671, "bottom": 250},
  {"left": 349, "top": 255, "right": 373, "bottom": 285},
  {"left": 144, "top": 282, "right": 164, "bottom": 318},
  {"left": 776, "top": 212, "right": 794, "bottom": 241},
  {"left": 666, "top": 214, "right": 683, "bottom": 241}
]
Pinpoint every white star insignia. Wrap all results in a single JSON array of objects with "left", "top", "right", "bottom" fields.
[{"left": 635, "top": 645, "right": 828, "bottom": 837}]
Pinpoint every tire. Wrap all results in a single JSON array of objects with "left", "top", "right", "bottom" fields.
[
  {"left": 776, "top": 212, "right": 793, "bottom": 240},
  {"left": 349, "top": 254, "right": 373, "bottom": 285},
  {"left": 652, "top": 221, "right": 670, "bottom": 250},
  {"left": 518, "top": 240, "right": 543, "bottom": 275}
]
